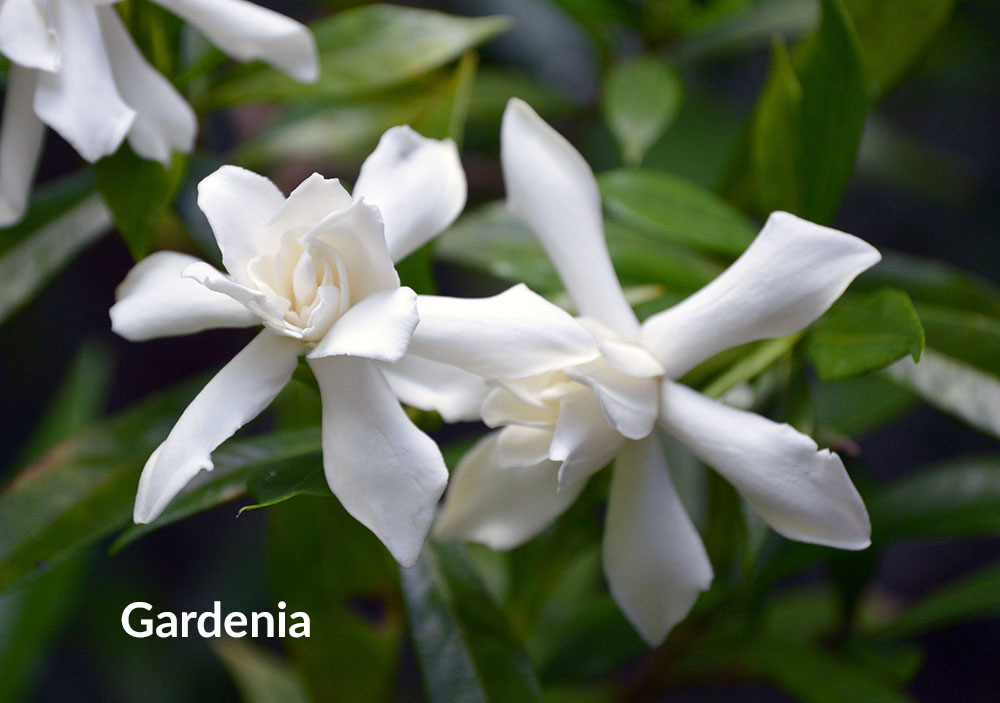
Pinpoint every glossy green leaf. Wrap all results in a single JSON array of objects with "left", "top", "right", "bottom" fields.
[
  {"left": 749, "top": 0, "right": 869, "bottom": 222},
  {"left": 209, "top": 6, "right": 509, "bottom": 107},
  {"left": 871, "top": 456, "right": 1000, "bottom": 541},
  {"left": 0, "top": 182, "right": 110, "bottom": 326},
  {"left": 885, "top": 350, "right": 1000, "bottom": 439},
  {"left": 876, "top": 560, "right": 1000, "bottom": 638},
  {"left": 813, "top": 374, "right": 916, "bottom": 439},
  {"left": 844, "top": 0, "right": 956, "bottom": 99},
  {"left": 914, "top": 303, "right": 1000, "bottom": 377},
  {"left": 598, "top": 168, "right": 756, "bottom": 257},
  {"left": 401, "top": 543, "right": 543, "bottom": 703},
  {"left": 269, "top": 496, "right": 404, "bottom": 703},
  {"left": 238, "top": 460, "right": 330, "bottom": 516},
  {"left": 95, "top": 145, "right": 185, "bottom": 260},
  {"left": 111, "top": 428, "right": 322, "bottom": 552},
  {"left": 807, "top": 289, "right": 924, "bottom": 381},
  {"left": 602, "top": 56, "right": 683, "bottom": 166},
  {"left": 213, "top": 639, "right": 308, "bottom": 703}
]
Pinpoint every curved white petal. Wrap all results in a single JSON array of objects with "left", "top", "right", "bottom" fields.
[
  {"left": 33, "top": 0, "right": 135, "bottom": 163},
  {"left": 566, "top": 358, "right": 659, "bottom": 440},
  {"left": 301, "top": 198, "right": 399, "bottom": 301},
  {"left": 408, "top": 284, "right": 599, "bottom": 380},
  {"left": 550, "top": 386, "right": 624, "bottom": 487},
  {"left": 353, "top": 126, "right": 467, "bottom": 262},
  {"left": 308, "top": 286, "right": 418, "bottom": 363},
  {"left": 660, "top": 381, "right": 871, "bottom": 550},
  {"left": 603, "top": 437, "right": 713, "bottom": 646},
  {"left": 261, "top": 173, "right": 352, "bottom": 239},
  {"left": 111, "top": 251, "right": 259, "bottom": 341},
  {"left": 182, "top": 260, "right": 289, "bottom": 332},
  {"left": 196, "top": 165, "right": 286, "bottom": 283},
  {"left": 433, "top": 432, "right": 585, "bottom": 550},
  {"left": 480, "top": 384, "right": 556, "bottom": 428},
  {"left": 496, "top": 425, "right": 554, "bottom": 468},
  {"left": 96, "top": 7, "right": 196, "bottom": 164},
  {"left": 0, "top": 66, "right": 45, "bottom": 226},
  {"left": 309, "top": 355, "right": 448, "bottom": 567},
  {"left": 0, "top": 0, "right": 60, "bottom": 71},
  {"left": 501, "top": 99, "right": 638, "bottom": 339},
  {"left": 641, "top": 212, "right": 881, "bottom": 378},
  {"left": 134, "top": 331, "right": 300, "bottom": 523},
  {"left": 380, "top": 353, "right": 489, "bottom": 423},
  {"left": 150, "top": 0, "right": 318, "bottom": 82}
]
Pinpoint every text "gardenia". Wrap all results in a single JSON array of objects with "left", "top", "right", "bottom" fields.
[{"left": 121, "top": 601, "right": 310, "bottom": 638}]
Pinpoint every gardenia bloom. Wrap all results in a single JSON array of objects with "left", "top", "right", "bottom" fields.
[
  {"left": 110, "top": 126, "right": 597, "bottom": 568},
  {"left": 433, "top": 99, "right": 879, "bottom": 645},
  {"left": 0, "top": 0, "right": 318, "bottom": 225}
]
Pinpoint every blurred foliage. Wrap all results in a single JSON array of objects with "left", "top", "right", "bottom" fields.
[{"left": 3, "top": 0, "right": 1000, "bottom": 701}]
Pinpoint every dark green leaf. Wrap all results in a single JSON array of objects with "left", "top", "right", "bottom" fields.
[
  {"left": 807, "top": 289, "right": 924, "bottom": 381},
  {"left": 749, "top": 0, "right": 869, "bottom": 222},
  {"left": 915, "top": 303, "right": 1000, "bottom": 377},
  {"left": 209, "top": 6, "right": 509, "bottom": 107},
  {"left": 844, "top": 0, "right": 956, "bottom": 99},
  {"left": 213, "top": 639, "right": 308, "bottom": 703},
  {"left": 813, "top": 374, "right": 916, "bottom": 439},
  {"left": 871, "top": 456, "right": 1000, "bottom": 541},
  {"left": 95, "top": 145, "right": 185, "bottom": 260},
  {"left": 0, "top": 183, "right": 110, "bottom": 326},
  {"left": 238, "top": 459, "right": 330, "bottom": 516},
  {"left": 598, "top": 168, "right": 756, "bottom": 257},
  {"left": 401, "top": 543, "right": 543, "bottom": 703},
  {"left": 269, "top": 496, "right": 404, "bottom": 703},
  {"left": 602, "top": 56, "right": 683, "bottom": 166}
]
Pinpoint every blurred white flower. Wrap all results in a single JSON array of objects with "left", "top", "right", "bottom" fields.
[
  {"left": 111, "top": 126, "right": 597, "bottom": 567},
  {"left": 0, "top": 0, "right": 319, "bottom": 226},
  {"left": 433, "top": 99, "right": 880, "bottom": 645}
]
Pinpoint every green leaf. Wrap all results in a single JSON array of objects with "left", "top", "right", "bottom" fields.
[
  {"left": 401, "top": 543, "right": 543, "bottom": 703},
  {"left": 871, "top": 456, "right": 1000, "bottom": 541},
  {"left": 269, "top": 496, "right": 404, "bottom": 703},
  {"left": 602, "top": 56, "right": 683, "bottom": 166},
  {"left": 95, "top": 145, "right": 185, "bottom": 260},
  {"left": 914, "top": 303, "right": 1000, "bottom": 377},
  {"left": 807, "top": 289, "right": 924, "bottom": 381},
  {"left": 213, "top": 639, "right": 308, "bottom": 703},
  {"left": 237, "top": 460, "right": 330, "bottom": 516},
  {"left": 209, "top": 6, "right": 509, "bottom": 107},
  {"left": 0, "top": 187, "right": 110, "bottom": 326},
  {"left": 110, "top": 428, "right": 322, "bottom": 553},
  {"left": 885, "top": 349, "right": 1000, "bottom": 439},
  {"left": 875, "top": 560, "right": 1000, "bottom": 639},
  {"left": 598, "top": 168, "right": 756, "bottom": 257},
  {"left": 749, "top": 0, "right": 869, "bottom": 222},
  {"left": 813, "top": 374, "right": 916, "bottom": 439},
  {"left": 843, "top": 0, "right": 956, "bottom": 99}
]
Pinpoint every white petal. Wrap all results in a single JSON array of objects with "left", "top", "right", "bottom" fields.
[
  {"left": 0, "top": 0, "right": 59, "bottom": 71},
  {"left": 0, "top": 66, "right": 45, "bottom": 226},
  {"left": 566, "top": 358, "right": 659, "bottom": 440},
  {"left": 308, "top": 286, "right": 418, "bottom": 363},
  {"left": 603, "top": 437, "right": 713, "bottom": 646},
  {"left": 353, "top": 126, "right": 467, "bottom": 262},
  {"left": 309, "top": 355, "right": 448, "bottom": 567},
  {"left": 133, "top": 331, "right": 300, "bottom": 523},
  {"left": 408, "top": 284, "right": 599, "bottom": 380},
  {"left": 380, "top": 353, "right": 490, "bottom": 423},
  {"left": 261, "top": 173, "right": 353, "bottom": 239},
  {"left": 496, "top": 425, "right": 554, "bottom": 468},
  {"left": 433, "top": 432, "right": 585, "bottom": 550},
  {"left": 196, "top": 165, "right": 286, "bottom": 283},
  {"left": 641, "top": 212, "right": 881, "bottom": 378},
  {"left": 33, "top": 0, "right": 135, "bottom": 163},
  {"left": 501, "top": 99, "right": 638, "bottom": 339},
  {"left": 660, "top": 381, "right": 871, "bottom": 550},
  {"left": 96, "top": 7, "right": 196, "bottom": 164},
  {"left": 111, "top": 251, "right": 259, "bottom": 341},
  {"left": 480, "top": 384, "right": 556, "bottom": 428},
  {"left": 301, "top": 198, "right": 399, "bottom": 301},
  {"left": 150, "top": 0, "right": 318, "bottom": 82},
  {"left": 549, "top": 386, "right": 624, "bottom": 487}
]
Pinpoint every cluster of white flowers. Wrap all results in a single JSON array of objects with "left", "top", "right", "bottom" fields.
[{"left": 3, "top": 9, "right": 880, "bottom": 645}]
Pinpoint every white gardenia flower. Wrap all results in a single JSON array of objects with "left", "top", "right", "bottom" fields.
[
  {"left": 433, "top": 99, "right": 880, "bottom": 645},
  {"left": 110, "top": 126, "right": 598, "bottom": 568},
  {"left": 0, "top": 0, "right": 319, "bottom": 225}
]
